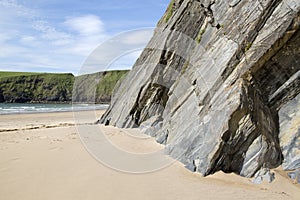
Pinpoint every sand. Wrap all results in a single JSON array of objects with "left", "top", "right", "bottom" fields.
[{"left": 0, "top": 111, "right": 299, "bottom": 200}]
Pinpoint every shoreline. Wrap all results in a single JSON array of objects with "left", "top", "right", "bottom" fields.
[
  {"left": 0, "top": 111, "right": 299, "bottom": 200},
  {"left": 0, "top": 108, "right": 107, "bottom": 116},
  {"left": 0, "top": 102, "right": 111, "bottom": 104},
  {"left": 0, "top": 103, "right": 109, "bottom": 115}
]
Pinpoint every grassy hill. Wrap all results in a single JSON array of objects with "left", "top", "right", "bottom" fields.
[
  {"left": 0, "top": 72, "right": 74, "bottom": 103},
  {"left": 0, "top": 70, "right": 129, "bottom": 103},
  {"left": 0, "top": 71, "right": 41, "bottom": 79},
  {"left": 73, "top": 70, "right": 129, "bottom": 103}
]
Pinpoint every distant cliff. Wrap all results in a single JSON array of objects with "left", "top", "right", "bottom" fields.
[
  {"left": 73, "top": 70, "right": 129, "bottom": 103},
  {"left": 0, "top": 70, "right": 128, "bottom": 103},
  {"left": 100, "top": 0, "right": 300, "bottom": 178},
  {"left": 0, "top": 72, "right": 74, "bottom": 103}
]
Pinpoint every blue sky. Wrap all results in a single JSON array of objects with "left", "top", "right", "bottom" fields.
[{"left": 0, "top": 0, "right": 168, "bottom": 74}]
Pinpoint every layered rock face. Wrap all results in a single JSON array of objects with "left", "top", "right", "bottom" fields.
[{"left": 100, "top": 0, "right": 300, "bottom": 177}]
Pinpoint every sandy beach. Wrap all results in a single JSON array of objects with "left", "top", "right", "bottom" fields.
[{"left": 0, "top": 111, "right": 299, "bottom": 200}]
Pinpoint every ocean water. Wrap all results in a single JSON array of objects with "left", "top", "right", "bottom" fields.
[{"left": 0, "top": 103, "right": 109, "bottom": 115}]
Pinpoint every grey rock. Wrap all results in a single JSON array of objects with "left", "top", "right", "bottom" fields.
[
  {"left": 279, "top": 93, "right": 300, "bottom": 170},
  {"left": 228, "top": 0, "right": 241, "bottom": 7},
  {"left": 100, "top": 0, "right": 300, "bottom": 177},
  {"left": 253, "top": 168, "right": 275, "bottom": 184},
  {"left": 140, "top": 115, "right": 163, "bottom": 136},
  {"left": 156, "top": 130, "right": 168, "bottom": 144},
  {"left": 185, "top": 163, "right": 196, "bottom": 172},
  {"left": 288, "top": 169, "right": 300, "bottom": 183}
]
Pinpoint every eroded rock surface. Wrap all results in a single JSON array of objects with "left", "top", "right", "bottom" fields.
[
  {"left": 100, "top": 0, "right": 300, "bottom": 177},
  {"left": 279, "top": 93, "right": 300, "bottom": 171}
]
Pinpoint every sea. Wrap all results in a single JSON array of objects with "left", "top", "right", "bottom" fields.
[{"left": 0, "top": 103, "right": 109, "bottom": 115}]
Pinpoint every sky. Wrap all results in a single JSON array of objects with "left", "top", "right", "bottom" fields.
[{"left": 0, "top": 0, "right": 168, "bottom": 75}]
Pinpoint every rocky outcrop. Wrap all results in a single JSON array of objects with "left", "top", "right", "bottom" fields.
[
  {"left": 279, "top": 93, "right": 300, "bottom": 171},
  {"left": 100, "top": 0, "right": 300, "bottom": 177}
]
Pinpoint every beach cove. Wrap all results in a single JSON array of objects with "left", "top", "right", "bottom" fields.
[{"left": 0, "top": 110, "right": 299, "bottom": 200}]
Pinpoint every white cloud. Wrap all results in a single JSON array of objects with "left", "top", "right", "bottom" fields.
[
  {"left": 20, "top": 35, "right": 40, "bottom": 46},
  {"left": 20, "top": 35, "right": 35, "bottom": 43},
  {"left": 0, "top": 1, "right": 154, "bottom": 74},
  {"left": 79, "top": 28, "right": 154, "bottom": 75},
  {"left": 59, "top": 15, "right": 108, "bottom": 56},
  {"left": 64, "top": 15, "right": 104, "bottom": 36},
  {"left": 0, "top": 44, "right": 27, "bottom": 58},
  {"left": 0, "top": 33, "right": 11, "bottom": 43},
  {"left": 0, "top": 0, "right": 35, "bottom": 18},
  {"left": 32, "top": 20, "right": 71, "bottom": 42}
]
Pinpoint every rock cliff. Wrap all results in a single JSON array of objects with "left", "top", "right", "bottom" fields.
[{"left": 100, "top": 0, "right": 300, "bottom": 177}]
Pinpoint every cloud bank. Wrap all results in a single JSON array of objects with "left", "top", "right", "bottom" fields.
[{"left": 0, "top": 0, "right": 157, "bottom": 74}]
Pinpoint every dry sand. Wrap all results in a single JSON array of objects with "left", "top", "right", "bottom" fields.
[{"left": 0, "top": 111, "right": 299, "bottom": 200}]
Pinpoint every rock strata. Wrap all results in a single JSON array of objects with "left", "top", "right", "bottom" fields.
[{"left": 100, "top": 0, "right": 300, "bottom": 177}]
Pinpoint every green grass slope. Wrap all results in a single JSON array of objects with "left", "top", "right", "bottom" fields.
[
  {"left": 0, "top": 71, "right": 40, "bottom": 79},
  {"left": 73, "top": 70, "right": 129, "bottom": 103},
  {"left": 0, "top": 72, "right": 74, "bottom": 103},
  {"left": 0, "top": 70, "right": 129, "bottom": 103}
]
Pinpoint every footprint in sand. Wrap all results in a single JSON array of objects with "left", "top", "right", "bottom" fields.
[
  {"left": 52, "top": 139, "right": 63, "bottom": 142},
  {"left": 8, "top": 140, "right": 19, "bottom": 144},
  {"left": 0, "top": 167, "right": 10, "bottom": 172},
  {"left": 39, "top": 136, "right": 48, "bottom": 140},
  {"left": 10, "top": 157, "right": 21, "bottom": 163},
  {"left": 49, "top": 146, "right": 62, "bottom": 151},
  {"left": 68, "top": 133, "right": 77, "bottom": 140}
]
